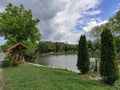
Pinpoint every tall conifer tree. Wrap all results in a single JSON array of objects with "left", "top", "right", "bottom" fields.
[
  {"left": 100, "top": 28, "right": 119, "bottom": 85},
  {"left": 77, "top": 35, "right": 90, "bottom": 74}
]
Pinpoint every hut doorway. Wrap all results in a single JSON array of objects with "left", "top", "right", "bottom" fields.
[{"left": 7, "top": 43, "right": 29, "bottom": 66}]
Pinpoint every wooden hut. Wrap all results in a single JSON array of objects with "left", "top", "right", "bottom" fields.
[{"left": 7, "top": 43, "right": 29, "bottom": 66}]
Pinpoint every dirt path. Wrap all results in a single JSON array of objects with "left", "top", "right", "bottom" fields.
[
  {"left": 0, "top": 52, "right": 7, "bottom": 90},
  {"left": 0, "top": 53, "right": 6, "bottom": 65}
]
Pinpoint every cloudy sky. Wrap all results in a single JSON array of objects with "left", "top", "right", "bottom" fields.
[{"left": 0, "top": 0, "right": 120, "bottom": 45}]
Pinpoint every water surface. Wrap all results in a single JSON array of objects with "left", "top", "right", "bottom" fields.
[
  {"left": 31, "top": 55, "right": 78, "bottom": 72},
  {"left": 30, "top": 55, "right": 95, "bottom": 72}
]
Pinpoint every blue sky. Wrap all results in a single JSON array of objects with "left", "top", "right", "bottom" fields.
[
  {"left": 98, "top": 0, "right": 120, "bottom": 20},
  {"left": 0, "top": 0, "right": 120, "bottom": 45}
]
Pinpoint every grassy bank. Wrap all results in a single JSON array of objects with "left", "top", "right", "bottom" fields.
[{"left": 2, "top": 64, "right": 120, "bottom": 90}]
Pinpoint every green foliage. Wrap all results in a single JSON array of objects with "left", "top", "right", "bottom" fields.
[
  {"left": 2, "top": 60, "right": 10, "bottom": 68},
  {"left": 114, "top": 36, "right": 120, "bottom": 59},
  {"left": 37, "top": 41, "right": 77, "bottom": 54},
  {"left": 114, "top": 36, "right": 120, "bottom": 51},
  {"left": 90, "top": 9, "right": 120, "bottom": 40},
  {"left": 100, "top": 28, "right": 119, "bottom": 85},
  {"left": 90, "top": 25, "right": 105, "bottom": 40},
  {"left": 64, "top": 43, "right": 68, "bottom": 54},
  {"left": 0, "top": 4, "right": 40, "bottom": 54},
  {"left": 22, "top": 41, "right": 37, "bottom": 55},
  {"left": 55, "top": 42, "right": 59, "bottom": 52},
  {"left": 89, "top": 9, "right": 120, "bottom": 59},
  {"left": 37, "top": 41, "right": 56, "bottom": 53},
  {"left": 1, "top": 55, "right": 10, "bottom": 68},
  {"left": 109, "top": 9, "right": 120, "bottom": 34},
  {"left": 88, "top": 40, "right": 101, "bottom": 58},
  {"left": 77, "top": 35, "right": 90, "bottom": 74}
]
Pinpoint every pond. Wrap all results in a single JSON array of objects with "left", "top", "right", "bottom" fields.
[{"left": 29, "top": 55, "right": 96, "bottom": 72}]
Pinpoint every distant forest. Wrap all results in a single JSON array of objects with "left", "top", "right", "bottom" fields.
[{"left": 36, "top": 41, "right": 77, "bottom": 54}]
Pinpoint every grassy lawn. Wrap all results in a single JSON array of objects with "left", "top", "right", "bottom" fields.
[{"left": 2, "top": 64, "right": 120, "bottom": 90}]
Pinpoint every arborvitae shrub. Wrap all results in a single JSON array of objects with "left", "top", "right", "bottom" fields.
[
  {"left": 77, "top": 35, "right": 90, "bottom": 74},
  {"left": 100, "top": 28, "right": 119, "bottom": 85}
]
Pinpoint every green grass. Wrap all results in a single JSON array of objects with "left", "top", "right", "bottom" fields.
[{"left": 2, "top": 64, "right": 120, "bottom": 90}]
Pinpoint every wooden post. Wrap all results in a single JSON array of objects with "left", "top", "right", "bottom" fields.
[
  {"left": 20, "top": 52, "right": 26, "bottom": 66},
  {"left": 10, "top": 52, "right": 15, "bottom": 67},
  {"left": 94, "top": 59, "right": 98, "bottom": 72}
]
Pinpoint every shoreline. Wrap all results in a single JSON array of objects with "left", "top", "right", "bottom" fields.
[{"left": 27, "top": 62, "right": 80, "bottom": 73}]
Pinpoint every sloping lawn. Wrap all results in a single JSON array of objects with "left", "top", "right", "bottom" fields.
[{"left": 2, "top": 64, "right": 120, "bottom": 90}]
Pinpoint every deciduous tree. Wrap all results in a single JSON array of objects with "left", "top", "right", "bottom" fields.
[{"left": 0, "top": 4, "right": 41, "bottom": 54}]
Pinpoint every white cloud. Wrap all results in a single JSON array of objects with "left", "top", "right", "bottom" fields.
[
  {"left": 118, "top": 3, "right": 120, "bottom": 6},
  {"left": 49, "top": 0, "right": 102, "bottom": 43},
  {"left": 84, "top": 10, "right": 101, "bottom": 16},
  {"left": 0, "top": 0, "right": 103, "bottom": 44},
  {"left": 0, "top": 7, "right": 5, "bottom": 13},
  {"left": 83, "top": 20, "right": 108, "bottom": 32}
]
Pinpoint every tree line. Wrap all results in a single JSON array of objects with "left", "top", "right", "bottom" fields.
[{"left": 36, "top": 41, "right": 77, "bottom": 54}]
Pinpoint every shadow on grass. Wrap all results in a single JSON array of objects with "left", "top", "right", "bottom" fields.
[{"left": 1, "top": 60, "right": 10, "bottom": 68}]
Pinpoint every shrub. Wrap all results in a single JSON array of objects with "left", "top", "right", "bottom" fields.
[
  {"left": 100, "top": 28, "right": 119, "bottom": 85},
  {"left": 2, "top": 60, "right": 10, "bottom": 68},
  {"left": 77, "top": 35, "right": 90, "bottom": 74}
]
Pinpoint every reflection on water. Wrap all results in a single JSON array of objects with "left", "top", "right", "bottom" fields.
[
  {"left": 30, "top": 55, "right": 79, "bottom": 72},
  {"left": 29, "top": 55, "right": 96, "bottom": 72}
]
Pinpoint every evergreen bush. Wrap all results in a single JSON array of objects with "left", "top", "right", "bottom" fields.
[
  {"left": 100, "top": 28, "right": 119, "bottom": 85},
  {"left": 77, "top": 35, "right": 90, "bottom": 74}
]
